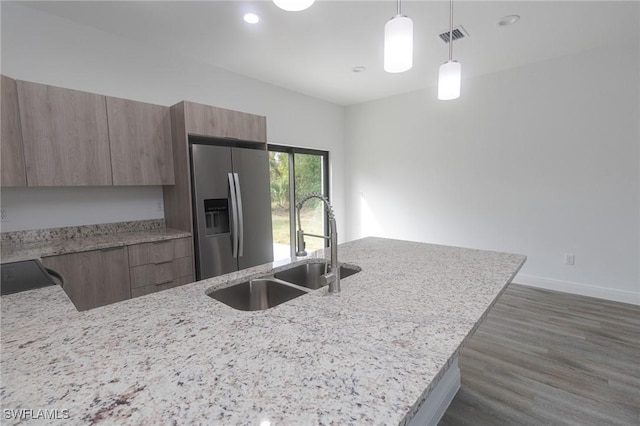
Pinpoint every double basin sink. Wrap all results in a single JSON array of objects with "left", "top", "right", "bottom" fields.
[{"left": 207, "top": 262, "right": 360, "bottom": 311}]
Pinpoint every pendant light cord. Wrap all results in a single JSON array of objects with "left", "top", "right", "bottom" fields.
[
  {"left": 396, "top": 0, "right": 401, "bottom": 16},
  {"left": 448, "top": 0, "right": 454, "bottom": 61}
]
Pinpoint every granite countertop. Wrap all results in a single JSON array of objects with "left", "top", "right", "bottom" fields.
[
  {"left": 0, "top": 237, "right": 525, "bottom": 425},
  {"left": 0, "top": 228, "right": 192, "bottom": 263}
]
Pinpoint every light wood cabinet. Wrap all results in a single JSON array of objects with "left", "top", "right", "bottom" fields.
[
  {"left": 42, "top": 247, "right": 131, "bottom": 311},
  {"left": 184, "top": 101, "right": 267, "bottom": 143},
  {"left": 11, "top": 78, "right": 268, "bottom": 189},
  {"left": 42, "top": 237, "right": 193, "bottom": 310},
  {"left": 131, "top": 276, "right": 193, "bottom": 298},
  {"left": 17, "top": 80, "right": 112, "bottom": 186},
  {"left": 163, "top": 102, "right": 193, "bottom": 233},
  {"left": 106, "top": 97, "right": 175, "bottom": 185},
  {"left": 128, "top": 237, "right": 193, "bottom": 298},
  {"left": 128, "top": 237, "right": 191, "bottom": 266},
  {"left": 1, "top": 75, "right": 27, "bottom": 187}
]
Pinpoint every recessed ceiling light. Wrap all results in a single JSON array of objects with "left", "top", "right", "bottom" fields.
[
  {"left": 243, "top": 13, "right": 260, "bottom": 24},
  {"left": 352, "top": 66, "right": 366, "bottom": 73},
  {"left": 498, "top": 15, "right": 520, "bottom": 26}
]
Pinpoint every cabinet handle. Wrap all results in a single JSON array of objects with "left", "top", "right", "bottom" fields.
[
  {"left": 155, "top": 280, "right": 173, "bottom": 286},
  {"left": 154, "top": 260, "right": 173, "bottom": 266},
  {"left": 100, "top": 246, "right": 122, "bottom": 252},
  {"left": 152, "top": 240, "right": 171, "bottom": 245}
]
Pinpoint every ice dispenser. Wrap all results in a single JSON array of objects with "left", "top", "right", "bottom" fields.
[{"left": 204, "top": 199, "right": 230, "bottom": 236}]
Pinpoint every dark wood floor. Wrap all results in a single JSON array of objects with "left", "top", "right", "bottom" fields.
[{"left": 439, "top": 283, "right": 640, "bottom": 426}]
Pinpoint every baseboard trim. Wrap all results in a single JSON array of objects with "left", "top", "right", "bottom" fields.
[{"left": 514, "top": 273, "right": 640, "bottom": 306}]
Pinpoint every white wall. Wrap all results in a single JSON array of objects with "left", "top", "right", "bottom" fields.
[
  {"left": 0, "top": 2, "right": 345, "bottom": 234},
  {"left": 345, "top": 42, "right": 640, "bottom": 304},
  {"left": 0, "top": 187, "right": 164, "bottom": 232}
]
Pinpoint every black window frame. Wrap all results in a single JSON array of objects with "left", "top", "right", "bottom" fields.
[{"left": 267, "top": 144, "right": 330, "bottom": 255}]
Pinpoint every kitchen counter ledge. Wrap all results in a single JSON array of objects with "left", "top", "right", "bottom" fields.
[
  {"left": 0, "top": 237, "right": 525, "bottom": 425},
  {"left": 0, "top": 227, "right": 191, "bottom": 263}
]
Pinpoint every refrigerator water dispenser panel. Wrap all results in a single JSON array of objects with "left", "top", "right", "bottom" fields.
[{"left": 204, "top": 198, "right": 230, "bottom": 236}]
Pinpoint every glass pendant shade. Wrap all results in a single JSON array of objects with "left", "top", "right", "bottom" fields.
[
  {"left": 438, "top": 60, "right": 461, "bottom": 100},
  {"left": 273, "top": 0, "right": 315, "bottom": 12},
  {"left": 384, "top": 16, "right": 413, "bottom": 73}
]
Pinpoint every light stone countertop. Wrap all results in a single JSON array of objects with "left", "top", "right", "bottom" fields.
[
  {"left": 0, "top": 228, "right": 192, "bottom": 263},
  {"left": 0, "top": 237, "right": 525, "bottom": 425}
]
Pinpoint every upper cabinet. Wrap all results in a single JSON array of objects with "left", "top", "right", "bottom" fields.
[
  {"left": 184, "top": 101, "right": 267, "bottom": 143},
  {"left": 106, "top": 97, "right": 175, "bottom": 185},
  {"left": 17, "top": 80, "right": 113, "bottom": 186},
  {"left": 5, "top": 77, "right": 264, "bottom": 190},
  {"left": 162, "top": 102, "right": 268, "bottom": 232},
  {"left": 1, "top": 75, "right": 27, "bottom": 187}
]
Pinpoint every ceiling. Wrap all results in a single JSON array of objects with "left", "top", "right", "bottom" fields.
[{"left": 18, "top": 1, "right": 640, "bottom": 106}]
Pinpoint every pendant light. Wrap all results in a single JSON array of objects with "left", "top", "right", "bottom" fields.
[
  {"left": 438, "top": 0, "right": 461, "bottom": 100},
  {"left": 384, "top": 0, "right": 413, "bottom": 73},
  {"left": 273, "top": 0, "right": 315, "bottom": 12}
]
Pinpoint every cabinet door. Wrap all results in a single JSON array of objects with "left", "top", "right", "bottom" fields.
[
  {"left": 106, "top": 97, "right": 175, "bottom": 185},
  {"left": 184, "top": 102, "right": 267, "bottom": 143},
  {"left": 42, "top": 247, "right": 130, "bottom": 311},
  {"left": 17, "top": 80, "right": 112, "bottom": 186},
  {"left": 1, "top": 75, "right": 27, "bottom": 187}
]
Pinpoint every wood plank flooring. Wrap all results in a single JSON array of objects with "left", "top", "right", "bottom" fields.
[{"left": 438, "top": 283, "right": 639, "bottom": 426}]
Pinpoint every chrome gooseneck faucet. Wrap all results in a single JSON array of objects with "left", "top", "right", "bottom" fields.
[{"left": 295, "top": 193, "right": 340, "bottom": 293}]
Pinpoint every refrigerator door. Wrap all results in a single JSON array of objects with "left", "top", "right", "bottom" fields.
[
  {"left": 191, "top": 144, "right": 237, "bottom": 280},
  {"left": 231, "top": 148, "right": 274, "bottom": 270}
]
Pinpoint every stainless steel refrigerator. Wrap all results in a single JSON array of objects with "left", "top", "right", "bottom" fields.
[{"left": 190, "top": 143, "right": 273, "bottom": 280}]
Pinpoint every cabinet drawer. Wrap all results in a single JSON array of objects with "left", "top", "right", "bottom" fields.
[
  {"left": 128, "top": 239, "right": 174, "bottom": 266},
  {"left": 131, "top": 275, "right": 193, "bottom": 298},
  {"left": 130, "top": 256, "right": 192, "bottom": 288},
  {"left": 173, "top": 237, "right": 192, "bottom": 258}
]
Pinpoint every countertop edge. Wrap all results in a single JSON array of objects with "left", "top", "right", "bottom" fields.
[
  {"left": 0, "top": 229, "right": 192, "bottom": 263},
  {"left": 400, "top": 253, "right": 528, "bottom": 425}
]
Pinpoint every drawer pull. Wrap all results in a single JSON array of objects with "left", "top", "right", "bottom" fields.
[
  {"left": 100, "top": 246, "right": 122, "bottom": 252},
  {"left": 155, "top": 280, "right": 173, "bottom": 286},
  {"left": 154, "top": 260, "right": 173, "bottom": 266},
  {"left": 152, "top": 240, "right": 171, "bottom": 245}
]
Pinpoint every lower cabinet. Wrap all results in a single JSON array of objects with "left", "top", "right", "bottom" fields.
[
  {"left": 42, "top": 247, "right": 131, "bottom": 311},
  {"left": 131, "top": 275, "right": 192, "bottom": 298},
  {"left": 128, "top": 237, "right": 193, "bottom": 298},
  {"left": 42, "top": 237, "right": 194, "bottom": 311}
]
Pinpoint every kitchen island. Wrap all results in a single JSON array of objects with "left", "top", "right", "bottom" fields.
[{"left": 1, "top": 237, "right": 525, "bottom": 425}]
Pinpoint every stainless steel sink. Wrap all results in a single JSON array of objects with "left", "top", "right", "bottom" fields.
[
  {"left": 207, "top": 263, "right": 361, "bottom": 311},
  {"left": 274, "top": 263, "right": 361, "bottom": 290},
  {"left": 207, "top": 279, "right": 308, "bottom": 311}
]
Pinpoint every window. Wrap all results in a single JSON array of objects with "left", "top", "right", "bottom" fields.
[{"left": 268, "top": 145, "right": 329, "bottom": 260}]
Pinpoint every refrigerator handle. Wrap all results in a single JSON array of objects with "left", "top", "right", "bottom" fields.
[
  {"left": 233, "top": 173, "right": 245, "bottom": 257},
  {"left": 228, "top": 173, "right": 239, "bottom": 258}
]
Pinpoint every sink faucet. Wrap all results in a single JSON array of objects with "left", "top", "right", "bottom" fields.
[{"left": 295, "top": 193, "right": 340, "bottom": 293}]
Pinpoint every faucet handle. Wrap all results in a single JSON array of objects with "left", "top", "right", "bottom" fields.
[{"left": 322, "top": 269, "right": 340, "bottom": 293}]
